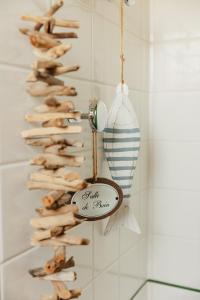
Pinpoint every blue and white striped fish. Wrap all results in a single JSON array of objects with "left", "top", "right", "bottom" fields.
[{"left": 103, "top": 84, "right": 141, "bottom": 235}]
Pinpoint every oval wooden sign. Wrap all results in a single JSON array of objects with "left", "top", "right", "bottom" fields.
[{"left": 71, "top": 177, "right": 123, "bottom": 221}]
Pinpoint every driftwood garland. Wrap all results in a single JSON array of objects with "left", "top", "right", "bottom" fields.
[{"left": 20, "top": 1, "right": 89, "bottom": 299}]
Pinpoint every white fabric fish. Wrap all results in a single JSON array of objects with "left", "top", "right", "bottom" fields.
[{"left": 103, "top": 83, "right": 141, "bottom": 235}]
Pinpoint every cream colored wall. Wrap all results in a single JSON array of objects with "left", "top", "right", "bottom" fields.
[
  {"left": 149, "top": 0, "right": 200, "bottom": 291},
  {"left": 0, "top": 1, "right": 149, "bottom": 299}
]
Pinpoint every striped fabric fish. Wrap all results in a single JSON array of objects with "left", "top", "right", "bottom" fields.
[{"left": 103, "top": 83, "right": 141, "bottom": 235}]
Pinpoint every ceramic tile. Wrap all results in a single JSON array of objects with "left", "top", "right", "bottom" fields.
[
  {"left": 141, "top": 0, "right": 150, "bottom": 41},
  {"left": 153, "top": 41, "right": 200, "bottom": 92},
  {"left": 94, "top": 262, "right": 120, "bottom": 300},
  {"left": 2, "top": 248, "right": 53, "bottom": 300},
  {"left": 149, "top": 189, "right": 200, "bottom": 239},
  {"left": 151, "top": 92, "right": 200, "bottom": 141},
  {"left": 80, "top": 284, "right": 93, "bottom": 300},
  {"left": 150, "top": 235, "right": 200, "bottom": 288},
  {"left": 152, "top": 0, "right": 200, "bottom": 42},
  {"left": 0, "top": 66, "right": 39, "bottom": 163},
  {"left": 0, "top": 0, "right": 48, "bottom": 66},
  {"left": 140, "top": 191, "right": 148, "bottom": 237},
  {"left": 140, "top": 142, "right": 148, "bottom": 191},
  {"left": 66, "top": 221, "right": 93, "bottom": 287},
  {"left": 120, "top": 245, "right": 145, "bottom": 300},
  {"left": 93, "top": 220, "right": 119, "bottom": 274},
  {"left": 93, "top": 14, "right": 147, "bottom": 91},
  {"left": 119, "top": 192, "right": 141, "bottom": 254},
  {"left": 95, "top": 0, "right": 143, "bottom": 39},
  {"left": 150, "top": 141, "right": 200, "bottom": 190},
  {"left": 0, "top": 164, "right": 44, "bottom": 262},
  {"left": 55, "top": 0, "right": 93, "bottom": 81}
]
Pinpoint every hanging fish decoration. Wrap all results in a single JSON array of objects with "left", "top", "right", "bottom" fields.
[{"left": 103, "top": 83, "right": 141, "bottom": 235}]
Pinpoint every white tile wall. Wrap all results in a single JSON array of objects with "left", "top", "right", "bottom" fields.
[
  {"left": 0, "top": 0, "right": 149, "bottom": 300},
  {"left": 149, "top": 0, "right": 200, "bottom": 292}
]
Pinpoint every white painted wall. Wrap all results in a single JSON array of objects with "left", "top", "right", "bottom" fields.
[
  {"left": 149, "top": 0, "right": 200, "bottom": 291},
  {"left": 0, "top": 1, "right": 149, "bottom": 299}
]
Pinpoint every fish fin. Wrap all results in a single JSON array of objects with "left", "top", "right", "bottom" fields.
[{"left": 104, "top": 205, "right": 141, "bottom": 236}]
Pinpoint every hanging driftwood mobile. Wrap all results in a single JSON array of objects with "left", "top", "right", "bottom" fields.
[{"left": 20, "top": 1, "right": 90, "bottom": 299}]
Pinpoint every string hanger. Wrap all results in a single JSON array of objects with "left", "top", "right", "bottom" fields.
[{"left": 120, "top": 0, "right": 125, "bottom": 85}]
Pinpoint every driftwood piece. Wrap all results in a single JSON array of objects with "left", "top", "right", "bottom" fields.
[
  {"left": 29, "top": 172, "right": 86, "bottom": 191},
  {"left": 34, "top": 0, "right": 64, "bottom": 31},
  {"left": 25, "top": 136, "right": 83, "bottom": 148},
  {"left": 41, "top": 194, "right": 75, "bottom": 211},
  {"left": 42, "top": 119, "right": 69, "bottom": 128},
  {"left": 45, "top": 254, "right": 75, "bottom": 275},
  {"left": 50, "top": 65, "right": 80, "bottom": 76},
  {"left": 34, "top": 44, "right": 72, "bottom": 60},
  {"left": 34, "top": 99, "right": 75, "bottom": 113},
  {"left": 50, "top": 32, "right": 78, "bottom": 39},
  {"left": 27, "top": 71, "right": 64, "bottom": 86},
  {"left": 25, "top": 112, "right": 81, "bottom": 123},
  {"left": 41, "top": 271, "right": 77, "bottom": 282},
  {"left": 30, "top": 153, "right": 85, "bottom": 169},
  {"left": 41, "top": 168, "right": 81, "bottom": 181},
  {"left": 52, "top": 281, "right": 71, "bottom": 300},
  {"left": 21, "top": 125, "right": 82, "bottom": 139},
  {"left": 33, "top": 60, "right": 62, "bottom": 70},
  {"left": 20, "top": 29, "right": 61, "bottom": 49},
  {"left": 30, "top": 212, "right": 77, "bottom": 230},
  {"left": 36, "top": 205, "right": 78, "bottom": 217},
  {"left": 26, "top": 82, "right": 77, "bottom": 97},
  {"left": 41, "top": 295, "right": 57, "bottom": 300},
  {"left": 22, "top": 15, "right": 80, "bottom": 29},
  {"left": 19, "top": 28, "right": 78, "bottom": 40},
  {"left": 29, "top": 256, "right": 75, "bottom": 279},
  {"left": 28, "top": 181, "right": 80, "bottom": 192},
  {"left": 33, "top": 62, "right": 80, "bottom": 76},
  {"left": 41, "top": 190, "right": 64, "bottom": 208},
  {"left": 31, "top": 235, "right": 90, "bottom": 247},
  {"left": 44, "top": 144, "right": 68, "bottom": 155},
  {"left": 32, "top": 226, "right": 64, "bottom": 241}
]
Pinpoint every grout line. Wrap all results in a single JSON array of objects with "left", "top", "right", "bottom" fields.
[
  {"left": 149, "top": 138, "right": 200, "bottom": 143},
  {"left": 0, "top": 160, "right": 28, "bottom": 170},
  {"left": 149, "top": 185, "right": 200, "bottom": 193},
  {"left": 149, "top": 233, "right": 200, "bottom": 242},
  {"left": 0, "top": 246, "right": 37, "bottom": 267},
  {"left": 150, "top": 36, "right": 200, "bottom": 45},
  {"left": 84, "top": 237, "right": 147, "bottom": 283},
  {"left": 0, "top": 62, "right": 149, "bottom": 94}
]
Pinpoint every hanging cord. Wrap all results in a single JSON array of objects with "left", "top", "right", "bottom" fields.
[
  {"left": 120, "top": 0, "right": 125, "bottom": 84},
  {"left": 92, "top": 130, "right": 98, "bottom": 182}
]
